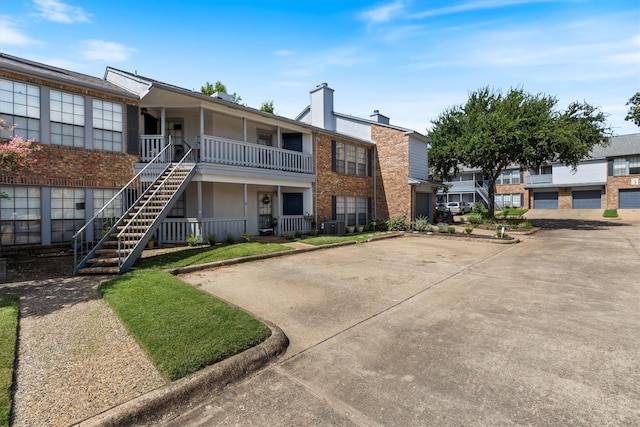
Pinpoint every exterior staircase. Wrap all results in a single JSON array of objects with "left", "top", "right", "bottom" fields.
[
  {"left": 475, "top": 181, "right": 501, "bottom": 211},
  {"left": 73, "top": 142, "right": 197, "bottom": 275}
]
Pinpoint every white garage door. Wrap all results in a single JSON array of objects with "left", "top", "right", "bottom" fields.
[{"left": 619, "top": 189, "right": 640, "bottom": 208}]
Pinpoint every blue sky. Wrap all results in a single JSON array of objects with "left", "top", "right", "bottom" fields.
[{"left": 1, "top": 0, "right": 639, "bottom": 135}]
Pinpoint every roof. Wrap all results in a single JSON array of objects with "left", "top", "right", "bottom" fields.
[
  {"left": 0, "top": 52, "right": 136, "bottom": 99},
  {"left": 590, "top": 133, "right": 640, "bottom": 159}
]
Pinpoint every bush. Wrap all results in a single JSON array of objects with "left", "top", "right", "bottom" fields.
[
  {"left": 518, "top": 221, "right": 533, "bottom": 229},
  {"left": 207, "top": 233, "right": 216, "bottom": 245},
  {"left": 446, "top": 226, "right": 456, "bottom": 234},
  {"left": 437, "top": 225, "right": 447, "bottom": 233},
  {"left": 387, "top": 215, "right": 408, "bottom": 231},
  {"left": 225, "top": 232, "right": 236, "bottom": 244},
  {"left": 283, "top": 231, "right": 295, "bottom": 240},
  {"left": 603, "top": 209, "right": 618, "bottom": 218},
  {"left": 467, "top": 212, "right": 483, "bottom": 225},
  {"left": 307, "top": 229, "right": 318, "bottom": 236},
  {"left": 240, "top": 232, "right": 252, "bottom": 243},
  {"left": 186, "top": 234, "right": 198, "bottom": 246},
  {"left": 413, "top": 216, "right": 431, "bottom": 232},
  {"left": 465, "top": 225, "right": 474, "bottom": 234},
  {"left": 369, "top": 218, "right": 388, "bottom": 232},
  {"left": 294, "top": 230, "right": 302, "bottom": 238},
  {"left": 472, "top": 201, "right": 484, "bottom": 213}
]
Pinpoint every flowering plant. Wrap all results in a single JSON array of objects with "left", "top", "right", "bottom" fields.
[{"left": 0, "top": 119, "right": 41, "bottom": 198}]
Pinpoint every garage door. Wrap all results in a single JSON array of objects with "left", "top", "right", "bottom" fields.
[
  {"left": 619, "top": 189, "right": 640, "bottom": 208},
  {"left": 572, "top": 190, "right": 601, "bottom": 209},
  {"left": 533, "top": 192, "right": 558, "bottom": 209},
  {"left": 415, "top": 192, "right": 431, "bottom": 220}
]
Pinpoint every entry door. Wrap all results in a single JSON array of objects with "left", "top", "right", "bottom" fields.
[
  {"left": 258, "top": 193, "right": 273, "bottom": 230},
  {"left": 415, "top": 192, "right": 431, "bottom": 221},
  {"left": 166, "top": 119, "right": 184, "bottom": 160}
]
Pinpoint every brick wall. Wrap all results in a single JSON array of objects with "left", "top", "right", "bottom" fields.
[
  {"left": 607, "top": 176, "right": 640, "bottom": 208},
  {"left": 0, "top": 145, "right": 138, "bottom": 188},
  {"left": 371, "top": 125, "right": 410, "bottom": 220},
  {"left": 315, "top": 133, "right": 374, "bottom": 222}
]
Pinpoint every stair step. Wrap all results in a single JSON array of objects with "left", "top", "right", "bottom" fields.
[
  {"left": 87, "top": 257, "right": 119, "bottom": 266},
  {"left": 78, "top": 266, "right": 120, "bottom": 275}
]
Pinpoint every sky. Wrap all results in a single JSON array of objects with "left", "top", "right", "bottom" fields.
[{"left": 1, "top": 0, "right": 639, "bottom": 135}]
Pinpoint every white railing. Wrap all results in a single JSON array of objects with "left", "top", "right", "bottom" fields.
[
  {"left": 200, "top": 135, "right": 313, "bottom": 174},
  {"left": 445, "top": 181, "right": 476, "bottom": 191},
  {"left": 159, "top": 218, "right": 246, "bottom": 243},
  {"left": 280, "top": 215, "right": 312, "bottom": 234},
  {"left": 140, "top": 135, "right": 167, "bottom": 162},
  {"left": 527, "top": 174, "right": 553, "bottom": 185}
]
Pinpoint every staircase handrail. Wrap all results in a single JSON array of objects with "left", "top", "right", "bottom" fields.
[
  {"left": 73, "top": 139, "right": 173, "bottom": 272},
  {"left": 116, "top": 144, "right": 198, "bottom": 269}
]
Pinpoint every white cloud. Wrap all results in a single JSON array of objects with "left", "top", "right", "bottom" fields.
[
  {"left": 79, "top": 40, "right": 135, "bottom": 62},
  {"left": 359, "top": 1, "right": 405, "bottom": 24},
  {"left": 0, "top": 16, "right": 41, "bottom": 46},
  {"left": 275, "top": 50, "right": 294, "bottom": 56},
  {"left": 33, "top": 0, "right": 91, "bottom": 24},
  {"left": 411, "top": 0, "right": 562, "bottom": 19}
]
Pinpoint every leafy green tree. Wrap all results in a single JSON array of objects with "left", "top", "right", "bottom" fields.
[
  {"left": 625, "top": 92, "right": 640, "bottom": 127},
  {"left": 260, "top": 100, "right": 274, "bottom": 114},
  {"left": 428, "top": 87, "right": 612, "bottom": 217},
  {"left": 200, "top": 81, "right": 242, "bottom": 104}
]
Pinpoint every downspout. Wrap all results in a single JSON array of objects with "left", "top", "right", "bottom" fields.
[
  {"left": 314, "top": 132, "right": 318, "bottom": 230},
  {"left": 373, "top": 145, "right": 377, "bottom": 220}
]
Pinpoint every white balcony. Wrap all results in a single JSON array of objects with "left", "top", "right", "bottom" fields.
[
  {"left": 526, "top": 174, "right": 553, "bottom": 185},
  {"left": 140, "top": 134, "right": 313, "bottom": 175}
]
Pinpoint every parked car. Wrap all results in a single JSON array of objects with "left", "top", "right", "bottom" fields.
[
  {"left": 434, "top": 203, "right": 453, "bottom": 224},
  {"left": 447, "top": 201, "right": 472, "bottom": 215}
]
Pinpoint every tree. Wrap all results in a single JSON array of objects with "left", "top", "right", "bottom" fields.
[
  {"left": 625, "top": 92, "right": 640, "bottom": 127},
  {"left": 200, "top": 80, "right": 242, "bottom": 104},
  {"left": 428, "top": 87, "right": 612, "bottom": 217},
  {"left": 260, "top": 100, "right": 274, "bottom": 114}
]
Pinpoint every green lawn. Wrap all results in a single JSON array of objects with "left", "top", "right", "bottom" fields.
[
  {"left": 135, "top": 242, "right": 292, "bottom": 269},
  {"left": 0, "top": 295, "right": 19, "bottom": 427},
  {"left": 99, "top": 269, "right": 271, "bottom": 381},
  {"left": 301, "top": 233, "right": 378, "bottom": 246}
]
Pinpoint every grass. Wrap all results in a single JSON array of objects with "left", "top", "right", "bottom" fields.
[
  {"left": 0, "top": 295, "right": 19, "bottom": 427},
  {"left": 99, "top": 269, "right": 271, "bottom": 381},
  {"left": 498, "top": 208, "right": 529, "bottom": 216},
  {"left": 135, "top": 242, "right": 292, "bottom": 269},
  {"left": 301, "top": 232, "right": 379, "bottom": 246},
  {"left": 603, "top": 208, "right": 619, "bottom": 218}
]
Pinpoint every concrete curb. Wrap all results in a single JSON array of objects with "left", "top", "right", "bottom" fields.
[{"left": 75, "top": 322, "right": 289, "bottom": 427}]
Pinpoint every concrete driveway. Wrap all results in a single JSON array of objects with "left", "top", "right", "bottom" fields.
[{"left": 169, "top": 224, "right": 640, "bottom": 426}]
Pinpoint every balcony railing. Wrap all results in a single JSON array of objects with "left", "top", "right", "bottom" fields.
[
  {"left": 527, "top": 174, "right": 553, "bottom": 185},
  {"left": 141, "top": 134, "right": 313, "bottom": 174}
]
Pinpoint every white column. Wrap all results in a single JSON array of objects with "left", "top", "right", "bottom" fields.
[
  {"left": 243, "top": 118, "right": 247, "bottom": 142},
  {"left": 243, "top": 184, "right": 248, "bottom": 232}
]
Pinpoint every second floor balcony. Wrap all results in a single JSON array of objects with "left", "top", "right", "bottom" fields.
[
  {"left": 526, "top": 173, "right": 553, "bottom": 185},
  {"left": 140, "top": 134, "right": 314, "bottom": 175}
]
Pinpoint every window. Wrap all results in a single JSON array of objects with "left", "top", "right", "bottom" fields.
[
  {"left": 50, "top": 90, "right": 84, "bottom": 147},
  {"left": 630, "top": 157, "right": 640, "bottom": 175},
  {"left": 497, "top": 170, "right": 522, "bottom": 185},
  {"left": 168, "top": 193, "right": 185, "bottom": 218},
  {"left": 93, "top": 188, "right": 123, "bottom": 237},
  {"left": 495, "top": 193, "right": 522, "bottom": 208},
  {"left": 257, "top": 129, "right": 273, "bottom": 146},
  {"left": 335, "top": 141, "right": 345, "bottom": 173},
  {"left": 0, "top": 78, "right": 40, "bottom": 141},
  {"left": 334, "top": 195, "right": 369, "bottom": 226},
  {"left": 283, "top": 193, "right": 303, "bottom": 215},
  {"left": 51, "top": 188, "right": 85, "bottom": 243},
  {"left": 612, "top": 157, "right": 640, "bottom": 176},
  {"left": 0, "top": 186, "right": 41, "bottom": 246},
  {"left": 332, "top": 140, "right": 369, "bottom": 176},
  {"left": 92, "top": 99, "right": 123, "bottom": 152}
]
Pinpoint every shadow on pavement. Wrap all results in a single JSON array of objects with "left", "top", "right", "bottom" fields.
[{"left": 529, "top": 218, "right": 630, "bottom": 230}]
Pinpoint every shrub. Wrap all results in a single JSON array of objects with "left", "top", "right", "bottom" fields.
[
  {"left": 465, "top": 225, "right": 474, "bottom": 234},
  {"left": 240, "top": 232, "right": 252, "bottom": 243},
  {"left": 284, "top": 231, "right": 295, "bottom": 240},
  {"left": 307, "top": 229, "right": 318, "bottom": 236},
  {"left": 603, "top": 209, "right": 618, "bottom": 218},
  {"left": 294, "top": 230, "right": 302, "bottom": 238},
  {"left": 518, "top": 221, "right": 533, "bottom": 229},
  {"left": 186, "top": 234, "right": 198, "bottom": 246},
  {"left": 369, "top": 218, "right": 388, "bottom": 232},
  {"left": 446, "top": 226, "right": 456, "bottom": 234},
  {"left": 207, "top": 233, "right": 216, "bottom": 245},
  {"left": 387, "top": 215, "right": 408, "bottom": 231},
  {"left": 472, "top": 201, "right": 484, "bottom": 213},
  {"left": 467, "top": 212, "right": 483, "bottom": 225},
  {"left": 413, "top": 216, "right": 431, "bottom": 232},
  {"left": 437, "top": 225, "right": 447, "bottom": 233},
  {"left": 225, "top": 232, "right": 236, "bottom": 244}
]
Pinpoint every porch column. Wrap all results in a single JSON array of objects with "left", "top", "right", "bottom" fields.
[
  {"left": 243, "top": 184, "right": 248, "bottom": 233},
  {"left": 277, "top": 126, "right": 281, "bottom": 148},
  {"left": 199, "top": 107, "right": 204, "bottom": 138},
  {"left": 277, "top": 185, "right": 282, "bottom": 235},
  {"left": 243, "top": 118, "right": 247, "bottom": 142},
  {"left": 161, "top": 108, "right": 166, "bottom": 145},
  {"left": 197, "top": 181, "right": 202, "bottom": 220}
]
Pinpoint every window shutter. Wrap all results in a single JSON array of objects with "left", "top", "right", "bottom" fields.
[
  {"left": 368, "top": 197, "right": 372, "bottom": 220},
  {"left": 331, "top": 195, "right": 337, "bottom": 220},
  {"left": 126, "top": 104, "right": 139, "bottom": 155},
  {"left": 368, "top": 148, "right": 373, "bottom": 176},
  {"left": 607, "top": 159, "right": 614, "bottom": 176},
  {"left": 331, "top": 140, "right": 337, "bottom": 172}
]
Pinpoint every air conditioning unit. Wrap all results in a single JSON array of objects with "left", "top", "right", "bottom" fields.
[{"left": 321, "top": 221, "right": 345, "bottom": 235}]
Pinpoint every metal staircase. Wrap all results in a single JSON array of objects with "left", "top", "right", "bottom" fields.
[
  {"left": 73, "top": 142, "right": 197, "bottom": 275},
  {"left": 474, "top": 181, "right": 501, "bottom": 211}
]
